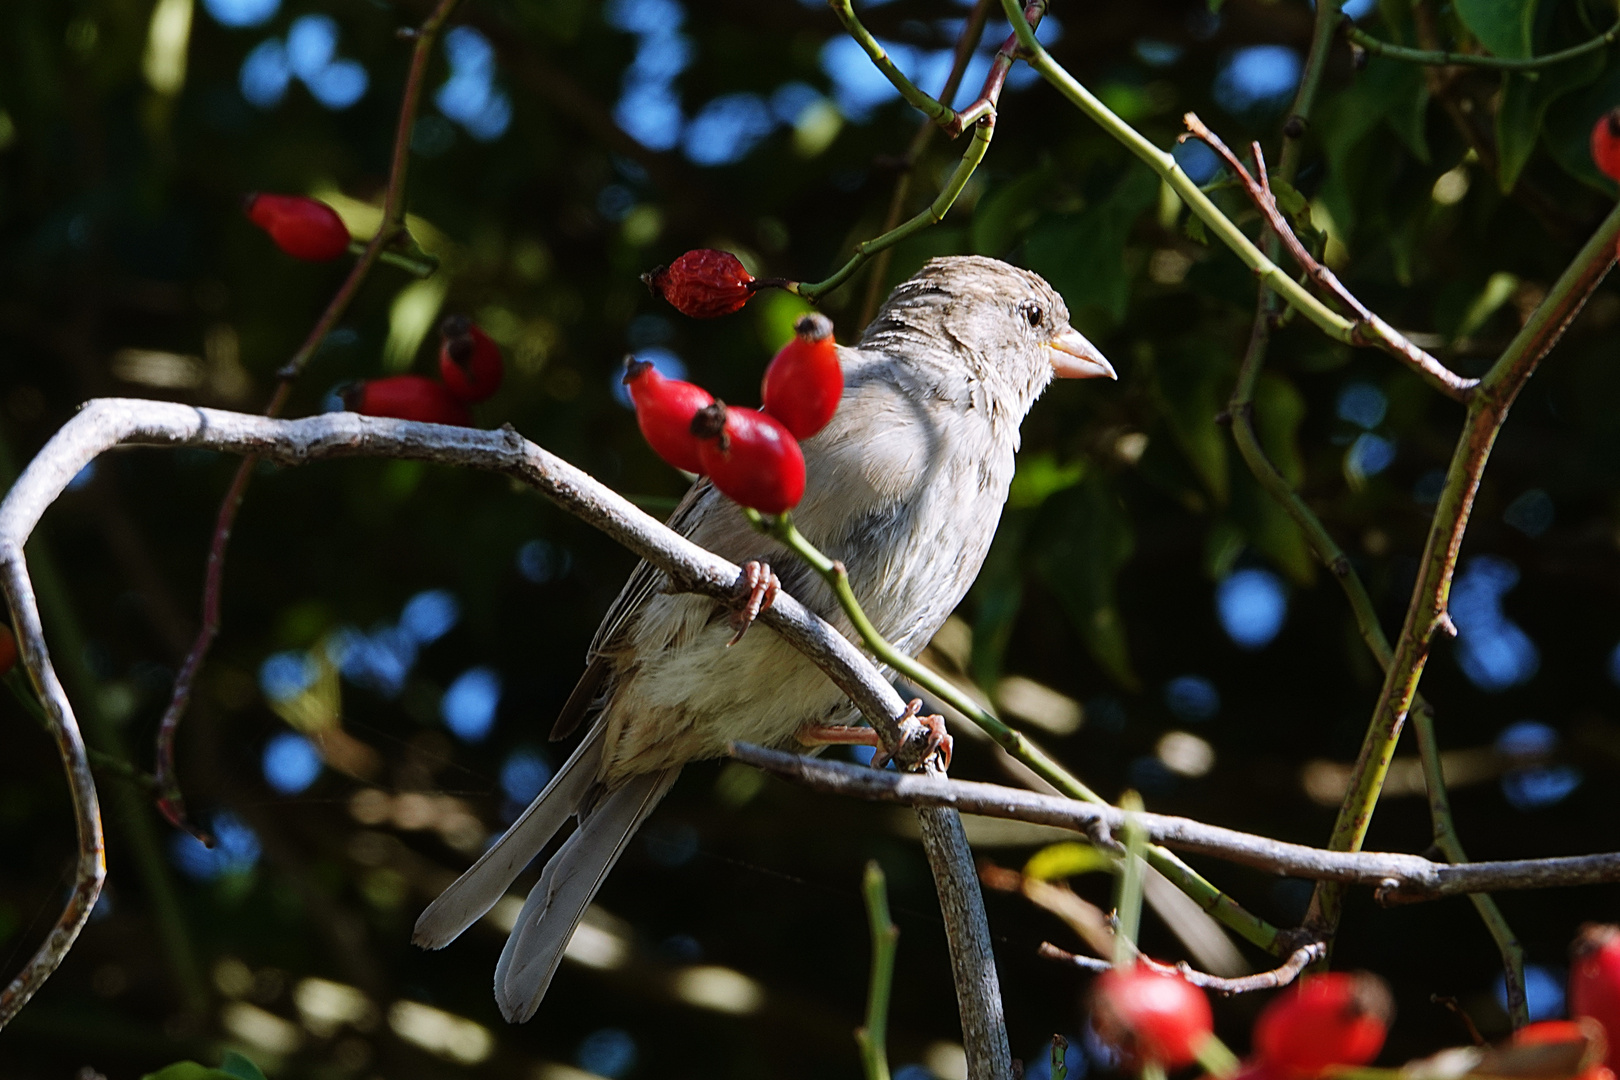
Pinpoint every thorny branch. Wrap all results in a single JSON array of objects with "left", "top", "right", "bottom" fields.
[
  {"left": 731, "top": 743, "right": 1620, "bottom": 903},
  {"left": 152, "top": 0, "right": 464, "bottom": 842}
]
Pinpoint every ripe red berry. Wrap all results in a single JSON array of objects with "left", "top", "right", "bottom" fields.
[
  {"left": 438, "top": 316, "right": 504, "bottom": 403},
  {"left": 245, "top": 193, "right": 351, "bottom": 261},
  {"left": 1252, "top": 973, "right": 1392, "bottom": 1077},
  {"left": 643, "top": 249, "right": 756, "bottom": 319},
  {"left": 1573, "top": 924, "right": 1620, "bottom": 1068},
  {"left": 341, "top": 375, "right": 471, "bottom": 427},
  {"left": 624, "top": 358, "right": 715, "bottom": 474},
  {"left": 691, "top": 402, "right": 806, "bottom": 515},
  {"left": 1593, "top": 109, "right": 1620, "bottom": 183},
  {"left": 1091, "top": 964, "right": 1213, "bottom": 1068},
  {"left": 0, "top": 624, "right": 17, "bottom": 677},
  {"left": 762, "top": 312, "right": 843, "bottom": 439}
]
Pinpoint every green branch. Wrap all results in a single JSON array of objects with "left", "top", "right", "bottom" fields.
[
  {"left": 825, "top": 0, "right": 957, "bottom": 130},
  {"left": 855, "top": 861, "right": 899, "bottom": 1080},
  {"left": 750, "top": 510, "right": 1283, "bottom": 953},
  {"left": 1344, "top": 17, "right": 1620, "bottom": 71}
]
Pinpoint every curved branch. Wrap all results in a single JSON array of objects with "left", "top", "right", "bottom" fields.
[
  {"left": 731, "top": 742, "right": 1620, "bottom": 903},
  {"left": 1344, "top": 18, "right": 1620, "bottom": 71}
]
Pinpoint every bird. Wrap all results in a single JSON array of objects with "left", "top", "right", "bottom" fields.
[{"left": 411, "top": 255, "right": 1117, "bottom": 1022}]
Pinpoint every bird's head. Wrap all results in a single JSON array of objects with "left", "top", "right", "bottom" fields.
[{"left": 859, "top": 255, "right": 1115, "bottom": 422}]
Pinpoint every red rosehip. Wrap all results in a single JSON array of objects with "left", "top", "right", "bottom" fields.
[
  {"left": 643, "top": 249, "right": 756, "bottom": 319},
  {"left": 1252, "top": 973, "right": 1392, "bottom": 1078},
  {"left": 691, "top": 402, "right": 806, "bottom": 515},
  {"left": 341, "top": 374, "right": 471, "bottom": 427},
  {"left": 245, "top": 193, "right": 351, "bottom": 261},
  {"left": 1593, "top": 108, "right": 1620, "bottom": 183},
  {"left": 1573, "top": 924, "right": 1620, "bottom": 1068},
  {"left": 1091, "top": 964, "right": 1213, "bottom": 1069},
  {"left": 438, "top": 316, "right": 504, "bottom": 403},
  {"left": 0, "top": 624, "right": 17, "bottom": 677},
  {"left": 624, "top": 357, "right": 715, "bottom": 474},
  {"left": 762, "top": 312, "right": 843, "bottom": 439},
  {"left": 1511, "top": 1019, "right": 1611, "bottom": 1080}
]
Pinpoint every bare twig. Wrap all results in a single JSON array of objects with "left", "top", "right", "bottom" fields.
[
  {"left": 153, "top": 0, "right": 463, "bottom": 840},
  {"left": 1038, "top": 941, "right": 1325, "bottom": 995},
  {"left": 731, "top": 742, "right": 1620, "bottom": 902},
  {"left": 1182, "top": 114, "right": 1477, "bottom": 402}
]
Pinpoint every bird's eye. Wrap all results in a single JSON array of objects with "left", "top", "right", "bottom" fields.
[{"left": 1021, "top": 302, "right": 1044, "bottom": 328}]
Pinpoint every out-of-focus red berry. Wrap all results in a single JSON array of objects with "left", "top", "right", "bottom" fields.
[
  {"left": 1593, "top": 109, "right": 1620, "bottom": 183},
  {"left": 0, "top": 624, "right": 18, "bottom": 676},
  {"left": 1511, "top": 1019, "right": 1611, "bottom": 1080},
  {"left": 762, "top": 312, "right": 842, "bottom": 439},
  {"left": 624, "top": 358, "right": 714, "bottom": 474},
  {"left": 691, "top": 403, "right": 805, "bottom": 515},
  {"left": 1091, "top": 964, "right": 1214, "bottom": 1069},
  {"left": 643, "top": 249, "right": 756, "bottom": 318},
  {"left": 438, "top": 316, "right": 504, "bottom": 403},
  {"left": 1252, "top": 973, "right": 1392, "bottom": 1077},
  {"left": 1573, "top": 924, "right": 1620, "bottom": 1069},
  {"left": 342, "top": 375, "right": 471, "bottom": 426},
  {"left": 245, "top": 193, "right": 351, "bottom": 261}
]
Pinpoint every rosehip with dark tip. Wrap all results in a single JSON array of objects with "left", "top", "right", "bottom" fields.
[
  {"left": 438, "top": 315, "right": 504, "bottom": 403},
  {"left": 643, "top": 249, "right": 756, "bottom": 319},
  {"left": 1091, "top": 964, "right": 1213, "bottom": 1069},
  {"left": 691, "top": 402, "right": 805, "bottom": 515},
  {"left": 245, "top": 193, "right": 351, "bottom": 261},
  {"left": 1573, "top": 924, "right": 1620, "bottom": 1068},
  {"left": 342, "top": 374, "right": 472, "bottom": 427},
  {"left": 762, "top": 312, "right": 842, "bottom": 439},
  {"left": 1252, "top": 972, "right": 1392, "bottom": 1077},
  {"left": 1593, "top": 109, "right": 1620, "bottom": 183},
  {"left": 624, "top": 358, "right": 715, "bottom": 474}
]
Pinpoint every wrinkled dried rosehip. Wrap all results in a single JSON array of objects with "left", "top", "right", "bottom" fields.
[
  {"left": 643, "top": 249, "right": 756, "bottom": 319},
  {"left": 1252, "top": 972, "right": 1391, "bottom": 1077},
  {"left": 245, "top": 193, "right": 351, "bottom": 261},
  {"left": 438, "top": 316, "right": 504, "bottom": 403},
  {"left": 624, "top": 357, "right": 715, "bottom": 474},
  {"left": 1593, "top": 109, "right": 1620, "bottom": 183},
  {"left": 1573, "top": 924, "right": 1620, "bottom": 1068},
  {"left": 1091, "top": 964, "right": 1213, "bottom": 1069},
  {"left": 762, "top": 312, "right": 842, "bottom": 439},
  {"left": 691, "top": 402, "right": 805, "bottom": 515},
  {"left": 342, "top": 374, "right": 472, "bottom": 427}
]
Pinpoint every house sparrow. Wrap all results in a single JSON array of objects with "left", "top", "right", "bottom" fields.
[{"left": 412, "top": 255, "right": 1116, "bottom": 1021}]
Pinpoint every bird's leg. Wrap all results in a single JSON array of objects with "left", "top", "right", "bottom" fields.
[
  {"left": 726, "top": 559, "right": 780, "bottom": 645},
  {"left": 797, "top": 699, "right": 953, "bottom": 771}
]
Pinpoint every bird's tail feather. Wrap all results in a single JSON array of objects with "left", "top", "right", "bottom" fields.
[
  {"left": 494, "top": 766, "right": 680, "bottom": 1022},
  {"left": 412, "top": 724, "right": 608, "bottom": 951}
]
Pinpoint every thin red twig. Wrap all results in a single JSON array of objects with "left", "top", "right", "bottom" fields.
[{"left": 153, "top": 0, "right": 463, "bottom": 842}]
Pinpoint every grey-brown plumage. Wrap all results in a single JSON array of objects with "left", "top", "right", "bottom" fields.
[{"left": 412, "top": 255, "right": 1116, "bottom": 1021}]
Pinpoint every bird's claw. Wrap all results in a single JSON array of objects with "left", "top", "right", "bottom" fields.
[
  {"left": 726, "top": 560, "right": 779, "bottom": 645},
  {"left": 871, "top": 699, "right": 953, "bottom": 772}
]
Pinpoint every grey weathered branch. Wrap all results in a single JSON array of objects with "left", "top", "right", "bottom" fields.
[
  {"left": 1037, "top": 940, "right": 1325, "bottom": 995},
  {"left": 0, "top": 398, "right": 1004, "bottom": 1067},
  {"left": 731, "top": 743, "right": 1620, "bottom": 904}
]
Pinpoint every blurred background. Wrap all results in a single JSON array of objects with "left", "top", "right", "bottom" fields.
[{"left": 3, "top": 0, "right": 1620, "bottom": 1076}]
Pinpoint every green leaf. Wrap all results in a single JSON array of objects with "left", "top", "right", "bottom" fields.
[
  {"left": 1033, "top": 472, "right": 1139, "bottom": 691},
  {"left": 1150, "top": 342, "right": 1230, "bottom": 505},
  {"left": 1008, "top": 452, "right": 1086, "bottom": 510},
  {"left": 1181, "top": 211, "right": 1209, "bottom": 246},
  {"left": 1455, "top": 0, "right": 1537, "bottom": 58},
  {"left": 1540, "top": 55, "right": 1620, "bottom": 194},
  {"left": 141, "top": 1065, "right": 239, "bottom": 1080},
  {"left": 219, "top": 1053, "right": 269, "bottom": 1080},
  {"left": 1024, "top": 165, "right": 1158, "bottom": 324},
  {"left": 1253, "top": 374, "right": 1306, "bottom": 489},
  {"left": 1024, "top": 841, "right": 1115, "bottom": 881},
  {"left": 1314, "top": 58, "right": 1431, "bottom": 234},
  {"left": 1496, "top": 49, "right": 1607, "bottom": 191}
]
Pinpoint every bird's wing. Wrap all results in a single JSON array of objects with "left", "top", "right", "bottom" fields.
[{"left": 549, "top": 478, "right": 720, "bottom": 742}]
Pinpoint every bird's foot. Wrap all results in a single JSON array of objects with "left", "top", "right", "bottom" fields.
[
  {"left": 726, "top": 560, "right": 779, "bottom": 645},
  {"left": 796, "top": 699, "right": 952, "bottom": 771}
]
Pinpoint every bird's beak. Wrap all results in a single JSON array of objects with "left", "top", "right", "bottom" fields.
[{"left": 1048, "top": 325, "right": 1117, "bottom": 380}]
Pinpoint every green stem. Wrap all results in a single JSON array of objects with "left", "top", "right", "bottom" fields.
[
  {"left": 1113, "top": 791, "right": 1146, "bottom": 967},
  {"left": 825, "top": 0, "right": 957, "bottom": 130},
  {"left": 997, "top": 0, "right": 1363, "bottom": 349},
  {"left": 1345, "top": 17, "right": 1620, "bottom": 71},
  {"left": 799, "top": 116, "right": 995, "bottom": 301},
  {"left": 855, "top": 861, "right": 899, "bottom": 1080},
  {"left": 346, "top": 240, "right": 438, "bottom": 278},
  {"left": 754, "top": 511, "right": 1282, "bottom": 953}
]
